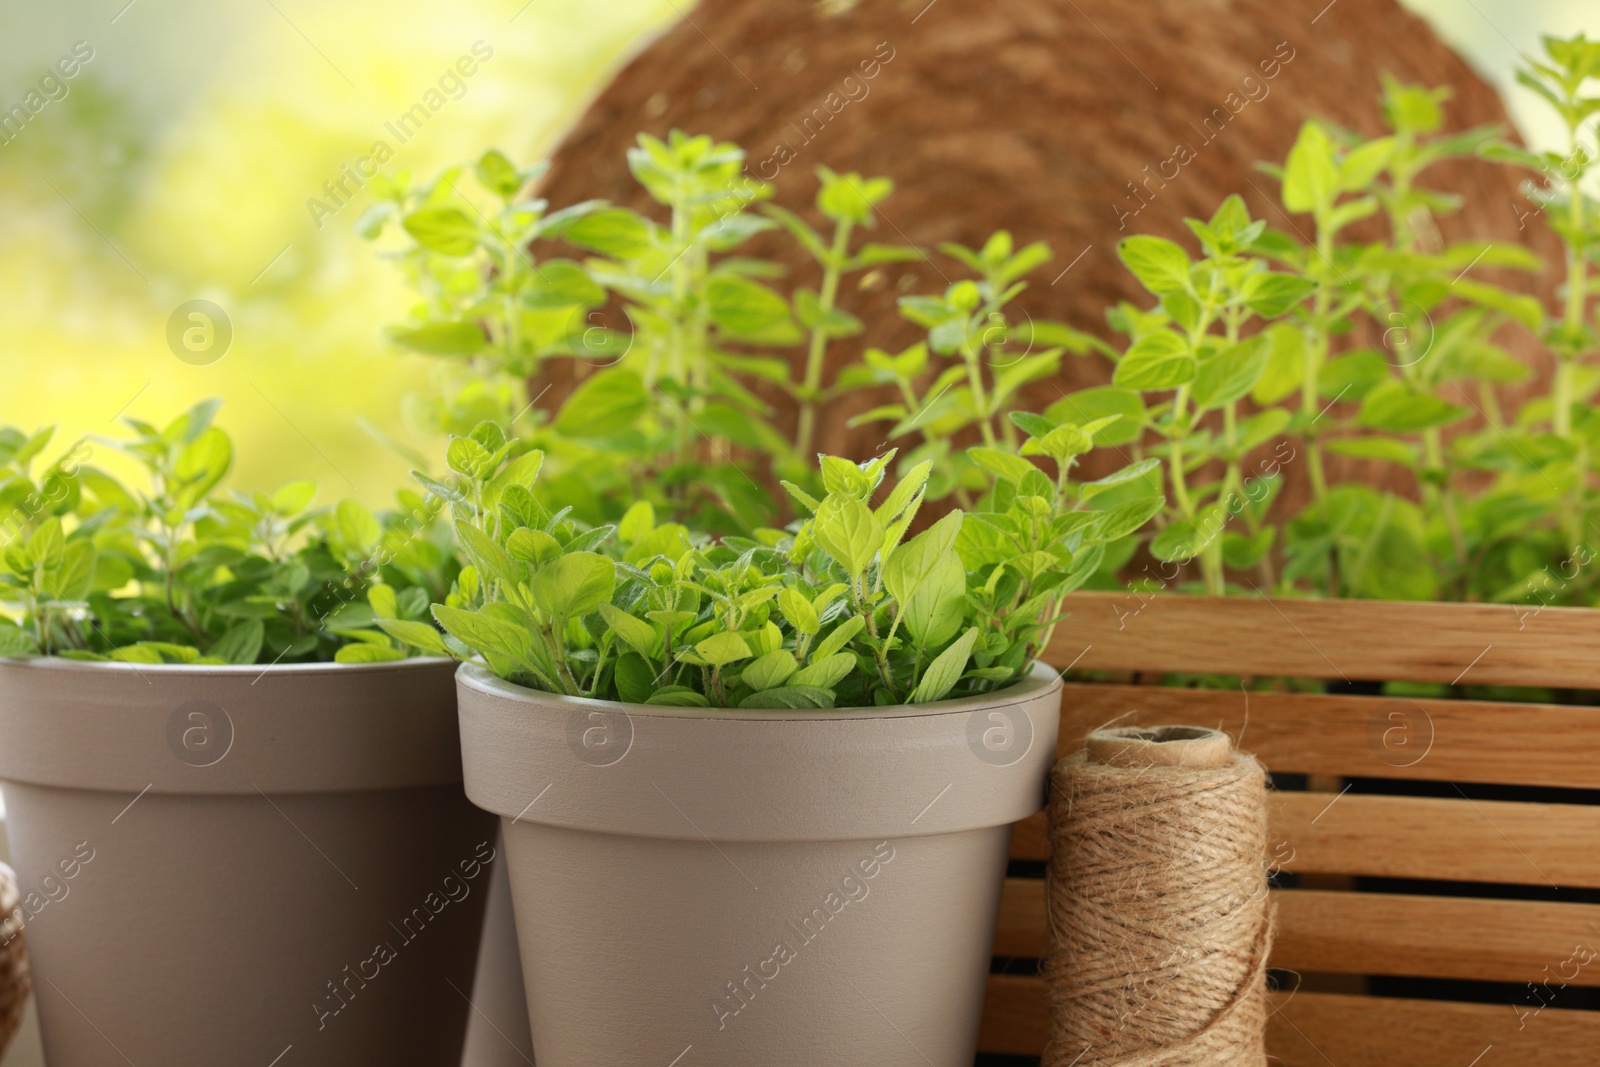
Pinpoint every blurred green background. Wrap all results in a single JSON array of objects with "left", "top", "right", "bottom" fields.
[{"left": 0, "top": 0, "right": 1588, "bottom": 505}]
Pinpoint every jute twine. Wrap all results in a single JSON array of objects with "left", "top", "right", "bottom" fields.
[{"left": 1043, "top": 726, "right": 1274, "bottom": 1067}]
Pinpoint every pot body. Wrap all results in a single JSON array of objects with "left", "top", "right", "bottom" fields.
[
  {"left": 0, "top": 658, "right": 497, "bottom": 1067},
  {"left": 457, "top": 662, "right": 1062, "bottom": 1067}
]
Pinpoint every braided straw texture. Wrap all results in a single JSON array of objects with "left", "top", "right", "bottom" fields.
[
  {"left": 0, "top": 861, "right": 30, "bottom": 1059},
  {"left": 1043, "top": 750, "right": 1274, "bottom": 1066}
]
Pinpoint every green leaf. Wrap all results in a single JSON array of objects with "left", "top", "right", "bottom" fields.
[
  {"left": 385, "top": 321, "right": 486, "bottom": 356},
  {"left": 1091, "top": 496, "right": 1165, "bottom": 541},
  {"left": 738, "top": 685, "right": 836, "bottom": 709},
  {"left": 51, "top": 540, "right": 96, "bottom": 601},
  {"left": 209, "top": 620, "right": 265, "bottom": 665},
  {"left": 1319, "top": 349, "right": 1390, "bottom": 400},
  {"left": 0, "top": 623, "right": 37, "bottom": 657},
  {"left": 706, "top": 274, "right": 795, "bottom": 342},
  {"left": 367, "top": 584, "right": 400, "bottom": 622},
  {"left": 909, "top": 628, "right": 981, "bottom": 703},
  {"left": 432, "top": 604, "right": 534, "bottom": 661},
  {"left": 1046, "top": 387, "right": 1146, "bottom": 446},
  {"left": 811, "top": 497, "right": 884, "bottom": 579},
  {"left": 813, "top": 615, "right": 866, "bottom": 662},
  {"left": 335, "top": 643, "right": 407, "bottom": 664},
  {"left": 741, "top": 649, "right": 799, "bottom": 691},
  {"left": 1079, "top": 458, "right": 1161, "bottom": 502},
  {"left": 173, "top": 428, "right": 233, "bottom": 506},
  {"left": 1326, "top": 437, "right": 1419, "bottom": 468},
  {"left": 883, "top": 510, "right": 963, "bottom": 604},
  {"left": 554, "top": 368, "right": 649, "bottom": 439},
  {"left": 790, "top": 652, "right": 855, "bottom": 689},
  {"left": 1355, "top": 381, "right": 1467, "bottom": 432},
  {"left": 270, "top": 480, "right": 316, "bottom": 515},
  {"left": 617, "top": 501, "right": 654, "bottom": 544},
  {"left": 1113, "top": 331, "right": 1195, "bottom": 390},
  {"left": 333, "top": 499, "right": 381, "bottom": 553},
  {"left": 1450, "top": 279, "right": 1543, "bottom": 331},
  {"left": 1338, "top": 136, "right": 1395, "bottom": 191},
  {"left": 446, "top": 436, "right": 491, "bottom": 477},
  {"left": 403, "top": 207, "right": 479, "bottom": 256},
  {"left": 110, "top": 644, "right": 164, "bottom": 664},
  {"left": 777, "top": 587, "right": 821, "bottom": 635},
  {"left": 1117, "top": 235, "right": 1191, "bottom": 295},
  {"left": 614, "top": 652, "right": 656, "bottom": 702},
  {"left": 474, "top": 149, "right": 523, "bottom": 197},
  {"left": 1151, "top": 519, "right": 1203, "bottom": 562},
  {"left": 968, "top": 448, "right": 1038, "bottom": 484},
  {"left": 598, "top": 602, "right": 658, "bottom": 658},
  {"left": 530, "top": 552, "right": 615, "bottom": 619},
  {"left": 377, "top": 619, "right": 451, "bottom": 656},
  {"left": 507, "top": 528, "right": 560, "bottom": 565},
  {"left": 1241, "top": 272, "right": 1315, "bottom": 317},
  {"left": 1191, "top": 336, "right": 1268, "bottom": 411},
  {"left": 27, "top": 518, "right": 64, "bottom": 571},
  {"left": 524, "top": 260, "right": 606, "bottom": 308},
  {"left": 695, "top": 631, "right": 753, "bottom": 668},
  {"left": 563, "top": 208, "right": 653, "bottom": 257},
  {"left": 456, "top": 520, "right": 519, "bottom": 587},
  {"left": 647, "top": 687, "right": 711, "bottom": 707},
  {"left": 1282, "top": 122, "right": 1339, "bottom": 214},
  {"left": 1252, "top": 324, "right": 1305, "bottom": 405},
  {"left": 898, "top": 550, "right": 965, "bottom": 646}
]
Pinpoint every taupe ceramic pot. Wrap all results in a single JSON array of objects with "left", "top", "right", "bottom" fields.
[
  {"left": 0, "top": 658, "right": 497, "bottom": 1067},
  {"left": 457, "top": 661, "right": 1062, "bottom": 1067}
]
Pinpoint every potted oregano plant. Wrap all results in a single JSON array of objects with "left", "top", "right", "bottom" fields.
[
  {"left": 347, "top": 123, "right": 1164, "bottom": 1062},
  {"left": 0, "top": 402, "right": 495, "bottom": 1067},
  {"left": 373, "top": 398, "right": 1156, "bottom": 1065}
]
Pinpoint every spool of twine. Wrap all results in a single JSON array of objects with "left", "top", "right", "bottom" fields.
[{"left": 1043, "top": 725, "right": 1274, "bottom": 1067}]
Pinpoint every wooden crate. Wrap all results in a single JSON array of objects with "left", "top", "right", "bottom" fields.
[{"left": 979, "top": 591, "right": 1600, "bottom": 1066}]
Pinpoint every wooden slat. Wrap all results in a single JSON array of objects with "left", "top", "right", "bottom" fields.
[
  {"left": 1266, "top": 990, "right": 1600, "bottom": 1067},
  {"left": 994, "top": 882, "right": 1600, "bottom": 985},
  {"left": 978, "top": 974, "right": 1047, "bottom": 1055},
  {"left": 1011, "top": 810, "right": 1047, "bottom": 861},
  {"left": 993, "top": 877, "right": 1044, "bottom": 957},
  {"left": 1054, "top": 683, "right": 1600, "bottom": 788},
  {"left": 1047, "top": 591, "right": 1600, "bottom": 688},
  {"left": 1274, "top": 890, "right": 1600, "bottom": 985},
  {"left": 1273, "top": 791, "right": 1600, "bottom": 887},
  {"left": 1012, "top": 792, "right": 1600, "bottom": 888},
  {"left": 979, "top": 979, "right": 1600, "bottom": 1064}
]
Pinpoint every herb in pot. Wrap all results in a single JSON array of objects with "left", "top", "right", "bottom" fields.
[
  {"left": 0, "top": 400, "right": 453, "bottom": 664},
  {"left": 381, "top": 413, "right": 1159, "bottom": 707}
]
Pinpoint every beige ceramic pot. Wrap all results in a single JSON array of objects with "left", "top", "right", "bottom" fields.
[
  {"left": 457, "top": 661, "right": 1062, "bottom": 1067},
  {"left": 0, "top": 658, "right": 497, "bottom": 1067}
]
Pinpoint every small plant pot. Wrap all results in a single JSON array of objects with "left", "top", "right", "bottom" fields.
[
  {"left": 456, "top": 660, "right": 1061, "bottom": 1067},
  {"left": 0, "top": 658, "right": 498, "bottom": 1067}
]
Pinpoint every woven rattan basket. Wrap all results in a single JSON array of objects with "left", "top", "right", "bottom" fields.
[{"left": 0, "top": 861, "right": 30, "bottom": 1059}]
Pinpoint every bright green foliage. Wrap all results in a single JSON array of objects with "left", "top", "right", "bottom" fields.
[
  {"left": 0, "top": 401, "right": 454, "bottom": 663},
  {"left": 1096, "top": 48, "right": 1600, "bottom": 604},
  {"left": 846, "top": 232, "right": 1111, "bottom": 503},
  {"left": 369, "top": 135, "right": 917, "bottom": 534},
  {"left": 360, "top": 151, "right": 607, "bottom": 437},
  {"left": 387, "top": 418, "right": 1159, "bottom": 706}
]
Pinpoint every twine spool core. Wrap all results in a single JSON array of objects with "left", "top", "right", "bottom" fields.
[{"left": 1085, "top": 726, "right": 1232, "bottom": 769}]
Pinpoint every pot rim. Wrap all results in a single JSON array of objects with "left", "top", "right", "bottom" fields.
[
  {"left": 0, "top": 654, "right": 455, "bottom": 678},
  {"left": 456, "top": 658, "right": 1061, "bottom": 723},
  {"left": 0, "top": 655, "right": 466, "bottom": 794}
]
